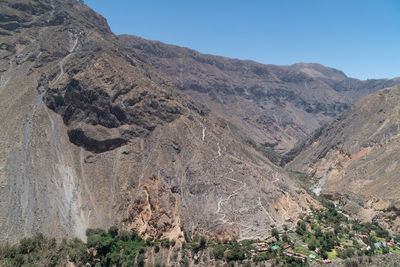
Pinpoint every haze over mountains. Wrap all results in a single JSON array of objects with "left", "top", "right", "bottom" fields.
[{"left": 1, "top": 0, "right": 399, "bottom": 251}]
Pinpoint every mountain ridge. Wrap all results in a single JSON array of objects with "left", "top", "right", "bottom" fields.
[
  {"left": 118, "top": 34, "right": 400, "bottom": 153},
  {"left": 287, "top": 84, "right": 400, "bottom": 233},
  {"left": 0, "top": 0, "right": 317, "bottom": 244}
]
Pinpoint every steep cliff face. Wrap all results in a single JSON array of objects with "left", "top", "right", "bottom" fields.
[
  {"left": 287, "top": 85, "right": 400, "bottom": 233},
  {"left": 118, "top": 36, "right": 400, "bottom": 153},
  {"left": 0, "top": 0, "right": 318, "bottom": 243}
]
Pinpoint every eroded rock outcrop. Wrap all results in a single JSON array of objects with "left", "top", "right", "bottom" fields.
[
  {"left": 119, "top": 36, "right": 400, "bottom": 153},
  {"left": 288, "top": 85, "right": 400, "bottom": 233},
  {"left": 0, "top": 0, "right": 316, "bottom": 243}
]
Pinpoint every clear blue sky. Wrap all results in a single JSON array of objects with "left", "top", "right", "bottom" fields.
[{"left": 85, "top": 0, "right": 400, "bottom": 80}]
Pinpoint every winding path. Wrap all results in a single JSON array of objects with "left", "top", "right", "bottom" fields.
[
  {"left": 201, "top": 130, "right": 248, "bottom": 224},
  {"left": 256, "top": 197, "right": 276, "bottom": 226},
  {"left": 280, "top": 192, "right": 303, "bottom": 224},
  {"left": 0, "top": 54, "right": 18, "bottom": 91},
  {"left": 52, "top": 37, "right": 78, "bottom": 85},
  {"left": 199, "top": 124, "right": 276, "bottom": 232},
  {"left": 200, "top": 123, "right": 206, "bottom": 142}
]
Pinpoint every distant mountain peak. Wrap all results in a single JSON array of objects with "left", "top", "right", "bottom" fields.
[{"left": 289, "top": 62, "right": 348, "bottom": 81}]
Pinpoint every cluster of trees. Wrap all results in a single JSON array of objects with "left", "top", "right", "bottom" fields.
[
  {"left": 302, "top": 228, "right": 339, "bottom": 259},
  {"left": 85, "top": 227, "right": 147, "bottom": 266},
  {"left": 0, "top": 227, "right": 151, "bottom": 266},
  {"left": 293, "top": 198, "right": 396, "bottom": 261},
  {"left": 256, "top": 144, "right": 282, "bottom": 166},
  {"left": 337, "top": 248, "right": 356, "bottom": 259},
  {"left": 282, "top": 256, "right": 308, "bottom": 267},
  {"left": 1, "top": 200, "right": 396, "bottom": 266},
  {"left": 208, "top": 239, "right": 246, "bottom": 263},
  {"left": 225, "top": 240, "right": 245, "bottom": 262},
  {"left": 352, "top": 221, "right": 389, "bottom": 240},
  {"left": 0, "top": 233, "right": 88, "bottom": 266}
]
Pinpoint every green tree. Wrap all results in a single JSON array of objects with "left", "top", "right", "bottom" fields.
[
  {"left": 226, "top": 243, "right": 245, "bottom": 262},
  {"left": 296, "top": 221, "right": 307, "bottom": 236},
  {"left": 272, "top": 228, "right": 280, "bottom": 241},
  {"left": 212, "top": 244, "right": 226, "bottom": 260},
  {"left": 108, "top": 226, "right": 118, "bottom": 237},
  {"left": 308, "top": 236, "right": 317, "bottom": 251},
  {"left": 282, "top": 233, "right": 289, "bottom": 243},
  {"left": 200, "top": 236, "right": 207, "bottom": 249}
]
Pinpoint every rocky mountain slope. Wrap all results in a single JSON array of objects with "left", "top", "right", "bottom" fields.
[
  {"left": 287, "top": 84, "right": 400, "bottom": 233},
  {"left": 119, "top": 36, "right": 400, "bottom": 153},
  {"left": 0, "top": 0, "right": 318, "bottom": 244}
]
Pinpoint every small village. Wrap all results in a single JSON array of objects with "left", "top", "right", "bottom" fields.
[
  {"left": 2, "top": 200, "right": 400, "bottom": 266},
  {"left": 240, "top": 201, "right": 400, "bottom": 266}
]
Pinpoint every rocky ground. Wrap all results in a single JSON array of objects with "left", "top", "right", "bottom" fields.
[
  {"left": 1, "top": 4, "right": 399, "bottom": 267},
  {"left": 0, "top": 0, "right": 317, "bottom": 244},
  {"left": 287, "top": 84, "right": 400, "bottom": 234},
  {"left": 119, "top": 36, "right": 400, "bottom": 153}
]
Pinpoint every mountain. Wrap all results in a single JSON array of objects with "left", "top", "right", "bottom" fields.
[
  {"left": 287, "top": 84, "right": 400, "bottom": 233},
  {"left": 118, "top": 36, "right": 400, "bottom": 153},
  {"left": 0, "top": 0, "right": 318, "bottom": 243}
]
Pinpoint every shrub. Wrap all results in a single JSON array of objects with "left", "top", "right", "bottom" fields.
[
  {"left": 180, "top": 256, "right": 190, "bottom": 267},
  {"left": 296, "top": 222, "right": 306, "bottom": 235},
  {"left": 68, "top": 238, "right": 89, "bottom": 263},
  {"left": 202, "top": 255, "right": 207, "bottom": 262},
  {"left": 161, "top": 239, "right": 170, "bottom": 248},
  {"left": 49, "top": 237, "right": 57, "bottom": 249},
  {"left": 14, "top": 254, "right": 24, "bottom": 265},
  {"left": 87, "top": 233, "right": 102, "bottom": 249},
  {"left": 256, "top": 145, "right": 282, "bottom": 166},
  {"left": 154, "top": 259, "right": 162, "bottom": 267},
  {"left": 344, "top": 259, "right": 359, "bottom": 267},
  {"left": 172, "top": 252, "right": 178, "bottom": 261},
  {"left": 136, "top": 253, "right": 145, "bottom": 267},
  {"left": 19, "top": 238, "right": 34, "bottom": 254},
  {"left": 200, "top": 236, "right": 207, "bottom": 249},
  {"left": 212, "top": 244, "right": 226, "bottom": 260},
  {"left": 375, "top": 227, "right": 389, "bottom": 239},
  {"left": 282, "top": 233, "right": 289, "bottom": 243},
  {"left": 308, "top": 237, "right": 317, "bottom": 251},
  {"left": 191, "top": 243, "right": 201, "bottom": 253},
  {"left": 86, "top": 228, "right": 106, "bottom": 237},
  {"left": 226, "top": 242, "right": 245, "bottom": 262},
  {"left": 108, "top": 226, "right": 118, "bottom": 237},
  {"left": 271, "top": 228, "right": 279, "bottom": 241},
  {"left": 321, "top": 250, "right": 328, "bottom": 259}
]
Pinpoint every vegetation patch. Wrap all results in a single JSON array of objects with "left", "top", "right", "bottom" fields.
[
  {"left": 1, "top": 197, "right": 399, "bottom": 266},
  {"left": 256, "top": 143, "right": 282, "bottom": 166}
]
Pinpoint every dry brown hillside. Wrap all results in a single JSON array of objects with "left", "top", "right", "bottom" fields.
[
  {"left": 119, "top": 35, "right": 400, "bottom": 153},
  {"left": 288, "top": 84, "right": 400, "bottom": 233},
  {"left": 0, "top": 0, "right": 317, "bottom": 244}
]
